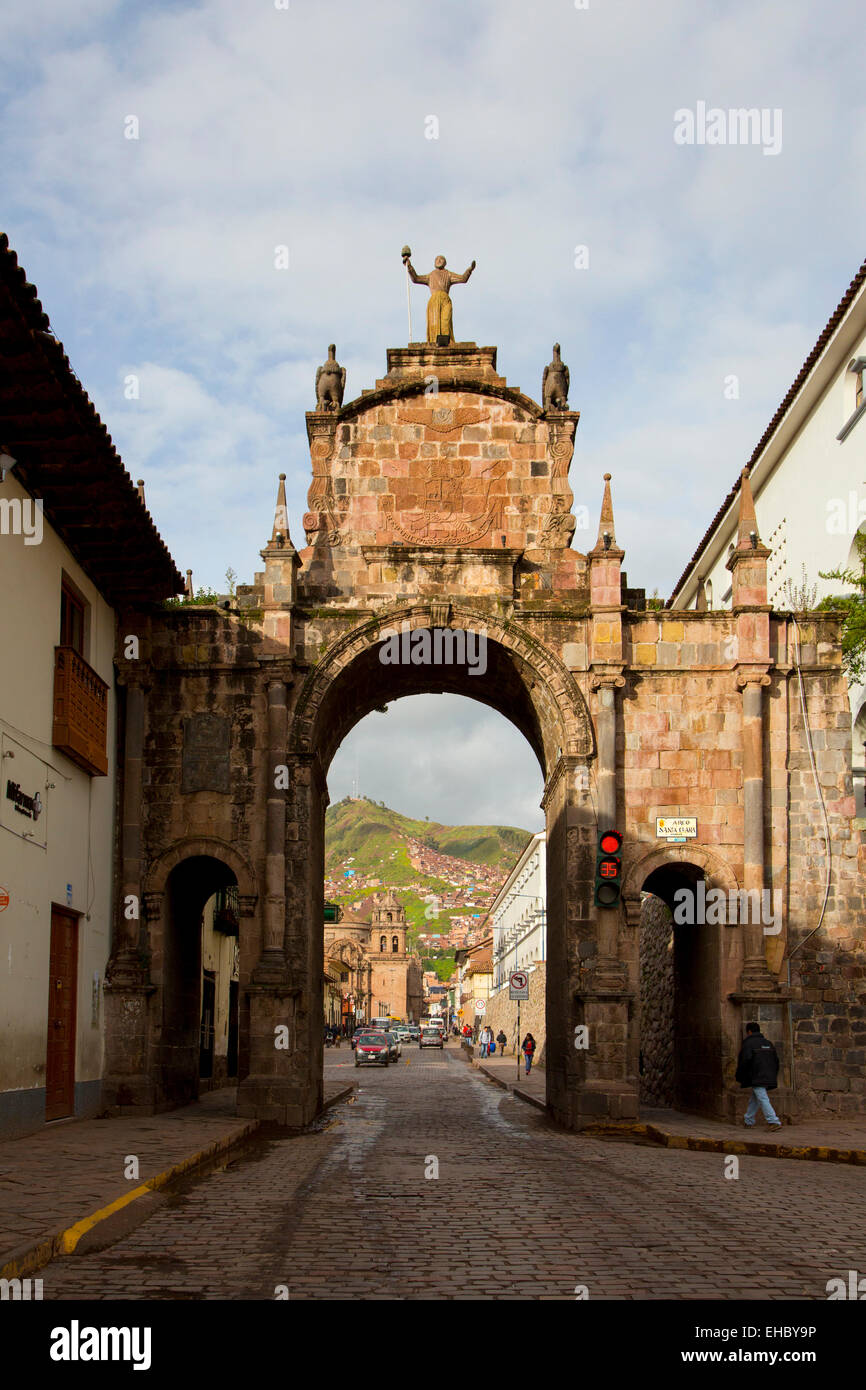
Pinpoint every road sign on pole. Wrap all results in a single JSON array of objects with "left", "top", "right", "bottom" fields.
[
  {"left": 474, "top": 999, "right": 486, "bottom": 1015},
  {"left": 509, "top": 970, "right": 529, "bottom": 1000}
]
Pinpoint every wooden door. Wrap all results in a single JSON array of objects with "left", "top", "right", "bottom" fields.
[{"left": 46, "top": 907, "right": 78, "bottom": 1121}]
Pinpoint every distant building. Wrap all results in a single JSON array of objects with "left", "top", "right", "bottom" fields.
[
  {"left": 323, "top": 889, "right": 423, "bottom": 1025},
  {"left": 491, "top": 832, "right": 546, "bottom": 991},
  {"left": 455, "top": 937, "right": 494, "bottom": 1025}
]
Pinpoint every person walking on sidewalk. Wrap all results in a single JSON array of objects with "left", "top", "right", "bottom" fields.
[
  {"left": 496, "top": 1029, "right": 507, "bottom": 1057},
  {"left": 479, "top": 1025, "right": 490, "bottom": 1058},
  {"left": 521, "top": 1033, "right": 536, "bottom": 1076},
  {"left": 736, "top": 1022, "right": 782, "bottom": 1128}
]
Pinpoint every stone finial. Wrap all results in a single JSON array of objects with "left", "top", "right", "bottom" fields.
[
  {"left": 542, "top": 342, "right": 570, "bottom": 411},
  {"left": 315, "top": 344, "right": 346, "bottom": 411},
  {"left": 270, "top": 473, "right": 294, "bottom": 547},
  {"left": 185, "top": 569, "right": 193, "bottom": 597},
  {"left": 695, "top": 574, "right": 708, "bottom": 611},
  {"left": 137, "top": 479, "right": 146, "bottom": 506},
  {"left": 595, "top": 472, "right": 616, "bottom": 549},
  {"left": 736, "top": 468, "right": 761, "bottom": 549}
]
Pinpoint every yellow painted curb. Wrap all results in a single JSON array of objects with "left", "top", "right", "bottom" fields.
[
  {"left": 0, "top": 1118, "right": 258, "bottom": 1280},
  {"left": 583, "top": 1119, "right": 866, "bottom": 1166}
]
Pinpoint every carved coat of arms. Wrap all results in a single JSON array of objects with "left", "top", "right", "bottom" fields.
[{"left": 390, "top": 406, "right": 505, "bottom": 545}]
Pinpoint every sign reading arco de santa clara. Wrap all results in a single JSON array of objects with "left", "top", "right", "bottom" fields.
[{"left": 656, "top": 817, "right": 697, "bottom": 842}]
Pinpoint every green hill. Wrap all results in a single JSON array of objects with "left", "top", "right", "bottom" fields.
[
  {"left": 325, "top": 797, "right": 530, "bottom": 874},
  {"left": 325, "top": 797, "right": 534, "bottom": 935}
]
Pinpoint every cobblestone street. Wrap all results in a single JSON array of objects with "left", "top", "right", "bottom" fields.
[{"left": 38, "top": 1045, "right": 866, "bottom": 1301}]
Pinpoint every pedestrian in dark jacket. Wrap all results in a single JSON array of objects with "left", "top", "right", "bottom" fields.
[
  {"left": 521, "top": 1033, "right": 536, "bottom": 1075},
  {"left": 496, "top": 1029, "right": 507, "bottom": 1057},
  {"left": 736, "top": 1022, "right": 782, "bottom": 1128}
]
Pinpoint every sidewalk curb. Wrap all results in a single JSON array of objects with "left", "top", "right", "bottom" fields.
[
  {"left": 0, "top": 1117, "right": 259, "bottom": 1283},
  {"left": 583, "top": 1119, "right": 866, "bottom": 1166},
  {"left": 469, "top": 1058, "right": 866, "bottom": 1161},
  {"left": 473, "top": 1059, "right": 548, "bottom": 1112},
  {"left": 321, "top": 1084, "right": 355, "bottom": 1112}
]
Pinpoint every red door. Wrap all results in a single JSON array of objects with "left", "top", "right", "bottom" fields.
[{"left": 46, "top": 907, "right": 78, "bottom": 1121}]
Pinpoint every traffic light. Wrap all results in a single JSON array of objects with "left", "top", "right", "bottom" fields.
[{"left": 594, "top": 829, "right": 623, "bottom": 907}]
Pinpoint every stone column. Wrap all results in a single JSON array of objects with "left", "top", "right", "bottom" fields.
[
  {"left": 740, "top": 673, "right": 772, "bottom": 991},
  {"left": 108, "top": 680, "right": 146, "bottom": 982},
  {"left": 253, "top": 677, "right": 289, "bottom": 983},
  {"left": 591, "top": 675, "right": 626, "bottom": 988},
  {"left": 103, "top": 678, "right": 156, "bottom": 1113}
]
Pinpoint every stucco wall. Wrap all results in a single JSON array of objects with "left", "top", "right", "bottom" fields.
[{"left": 0, "top": 472, "right": 117, "bottom": 1134}]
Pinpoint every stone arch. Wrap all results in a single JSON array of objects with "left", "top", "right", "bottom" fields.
[
  {"left": 290, "top": 602, "right": 594, "bottom": 775},
  {"left": 328, "top": 936, "right": 367, "bottom": 967},
  {"left": 144, "top": 835, "right": 258, "bottom": 903},
  {"left": 623, "top": 842, "right": 739, "bottom": 906}
]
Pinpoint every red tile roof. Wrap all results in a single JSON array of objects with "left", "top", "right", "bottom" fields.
[{"left": 0, "top": 233, "right": 184, "bottom": 604}]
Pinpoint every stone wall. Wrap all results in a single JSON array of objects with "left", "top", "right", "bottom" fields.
[
  {"left": 638, "top": 895, "right": 674, "bottom": 1107},
  {"left": 477, "top": 965, "right": 547, "bottom": 1065}
]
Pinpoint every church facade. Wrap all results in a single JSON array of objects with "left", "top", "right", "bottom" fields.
[{"left": 324, "top": 891, "right": 423, "bottom": 1027}]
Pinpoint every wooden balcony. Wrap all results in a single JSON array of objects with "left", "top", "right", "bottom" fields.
[{"left": 53, "top": 646, "right": 109, "bottom": 777}]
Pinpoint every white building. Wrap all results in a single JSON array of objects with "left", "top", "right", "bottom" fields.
[
  {"left": 491, "top": 831, "right": 546, "bottom": 993},
  {"left": 0, "top": 235, "right": 182, "bottom": 1137},
  {"left": 669, "top": 256, "right": 866, "bottom": 805}
]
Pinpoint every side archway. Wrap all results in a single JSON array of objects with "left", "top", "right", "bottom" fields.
[
  {"left": 143, "top": 836, "right": 258, "bottom": 903},
  {"left": 625, "top": 844, "right": 740, "bottom": 1118}
]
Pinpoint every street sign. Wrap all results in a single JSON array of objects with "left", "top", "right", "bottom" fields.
[
  {"left": 474, "top": 999, "right": 486, "bottom": 1014},
  {"left": 0, "top": 887, "right": 8, "bottom": 912},
  {"left": 509, "top": 970, "right": 529, "bottom": 1001},
  {"left": 656, "top": 817, "right": 697, "bottom": 842}
]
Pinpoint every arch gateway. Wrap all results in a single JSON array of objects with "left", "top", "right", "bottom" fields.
[{"left": 104, "top": 340, "right": 866, "bottom": 1128}]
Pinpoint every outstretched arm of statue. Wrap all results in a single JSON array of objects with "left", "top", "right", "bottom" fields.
[
  {"left": 448, "top": 260, "right": 476, "bottom": 285},
  {"left": 404, "top": 260, "right": 429, "bottom": 285}
]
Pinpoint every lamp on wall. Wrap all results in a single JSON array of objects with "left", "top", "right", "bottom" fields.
[{"left": 0, "top": 448, "right": 16, "bottom": 483}]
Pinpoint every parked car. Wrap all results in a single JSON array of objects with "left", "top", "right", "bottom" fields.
[
  {"left": 353, "top": 1031, "right": 390, "bottom": 1067},
  {"left": 419, "top": 1027, "right": 444, "bottom": 1050}
]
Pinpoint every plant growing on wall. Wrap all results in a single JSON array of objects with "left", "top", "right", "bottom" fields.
[
  {"left": 163, "top": 586, "right": 220, "bottom": 608},
  {"left": 819, "top": 532, "right": 866, "bottom": 682}
]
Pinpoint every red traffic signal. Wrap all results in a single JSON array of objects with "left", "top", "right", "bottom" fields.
[{"left": 595, "top": 829, "right": 623, "bottom": 907}]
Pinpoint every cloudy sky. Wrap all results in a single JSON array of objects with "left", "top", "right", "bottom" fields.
[{"left": 3, "top": 0, "right": 864, "bottom": 829}]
